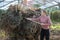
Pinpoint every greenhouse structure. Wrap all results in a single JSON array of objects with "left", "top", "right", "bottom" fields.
[{"left": 0, "top": 0, "right": 60, "bottom": 40}]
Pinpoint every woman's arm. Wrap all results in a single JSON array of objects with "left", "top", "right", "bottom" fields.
[
  {"left": 32, "top": 16, "right": 40, "bottom": 22},
  {"left": 47, "top": 16, "right": 52, "bottom": 26}
]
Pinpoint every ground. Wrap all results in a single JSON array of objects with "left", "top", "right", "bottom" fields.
[{"left": 0, "top": 25, "right": 60, "bottom": 40}]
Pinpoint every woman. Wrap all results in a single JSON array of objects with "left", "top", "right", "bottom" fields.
[{"left": 33, "top": 10, "right": 52, "bottom": 40}]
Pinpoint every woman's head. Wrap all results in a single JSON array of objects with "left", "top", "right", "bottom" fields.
[{"left": 41, "top": 10, "right": 47, "bottom": 16}]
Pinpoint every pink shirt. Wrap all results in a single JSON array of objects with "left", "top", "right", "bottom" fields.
[{"left": 34, "top": 15, "right": 52, "bottom": 29}]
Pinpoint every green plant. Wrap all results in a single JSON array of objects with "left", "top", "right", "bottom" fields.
[{"left": 51, "top": 10, "right": 60, "bottom": 22}]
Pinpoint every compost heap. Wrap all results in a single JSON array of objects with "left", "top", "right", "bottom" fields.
[{"left": 0, "top": 5, "right": 41, "bottom": 40}]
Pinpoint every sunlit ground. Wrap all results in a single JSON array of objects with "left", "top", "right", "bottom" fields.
[{"left": 51, "top": 22, "right": 60, "bottom": 29}]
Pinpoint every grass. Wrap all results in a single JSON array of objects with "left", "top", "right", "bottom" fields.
[
  {"left": 50, "top": 19, "right": 60, "bottom": 30},
  {"left": 51, "top": 24, "right": 60, "bottom": 30}
]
